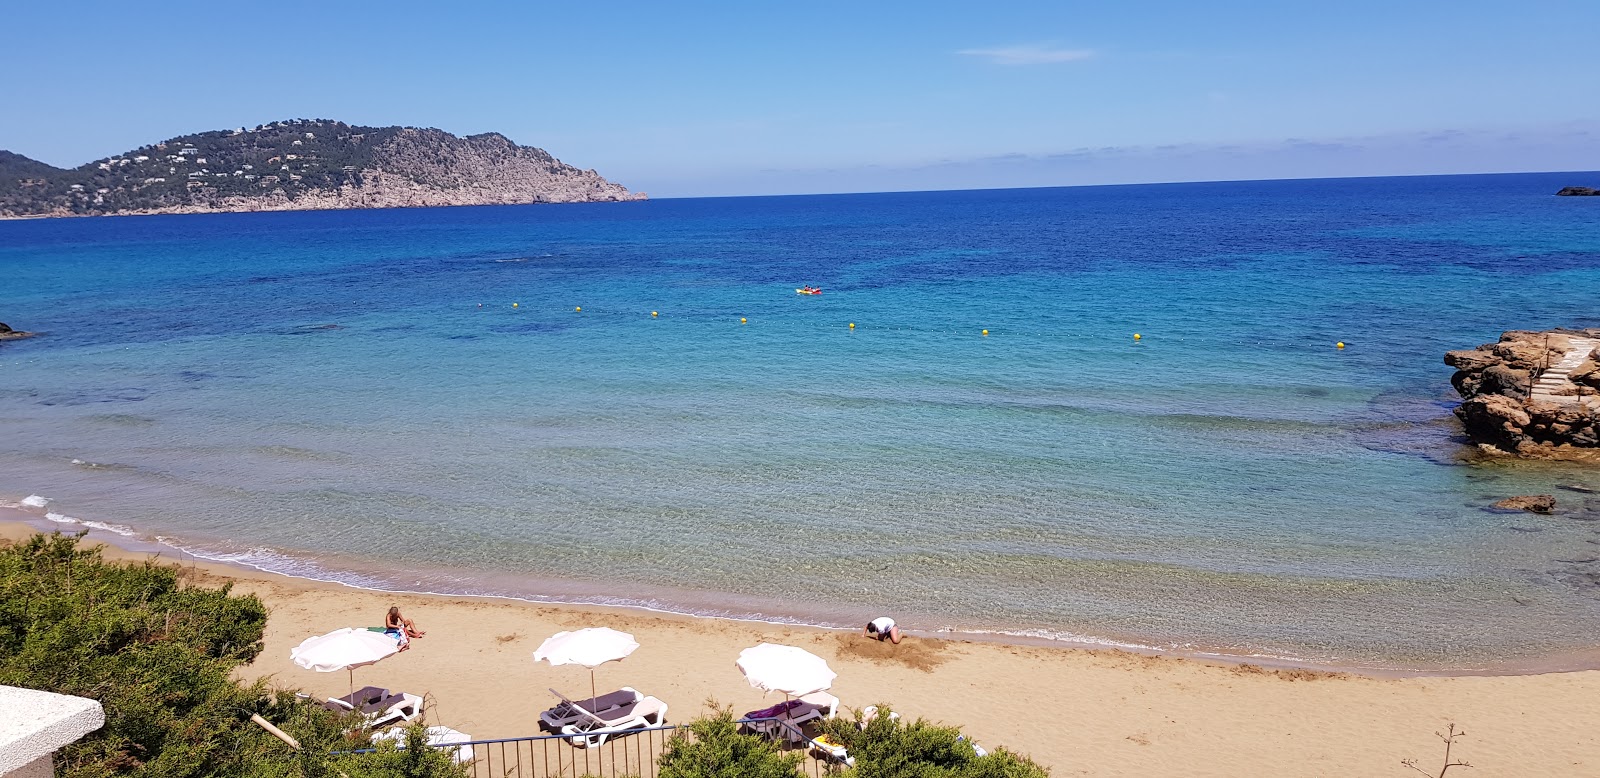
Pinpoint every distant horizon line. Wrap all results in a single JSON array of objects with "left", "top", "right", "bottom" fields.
[{"left": 641, "top": 168, "right": 1600, "bottom": 201}]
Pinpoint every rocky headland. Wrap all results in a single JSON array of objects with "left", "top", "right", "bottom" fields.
[
  {"left": 0, "top": 119, "right": 644, "bottom": 219},
  {"left": 1556, "top": 187, "right": 1598, "bottom": 196},
  {"left": 1446, "top": 329, "right": 1600, "bottom": 458}
]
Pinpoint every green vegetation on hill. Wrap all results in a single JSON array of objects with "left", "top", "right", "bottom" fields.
[
  {"left": 0, "top": 118, "right": 635, "bottom": 217},
  {"left": 0, "top": 150, "right": 64, "bottom": 182},
  {"left": 1, "top": 119, "right": 387, "bottom": 215},
  {"left": 0, "top": 532, "right": 465, "bottom": 778}
]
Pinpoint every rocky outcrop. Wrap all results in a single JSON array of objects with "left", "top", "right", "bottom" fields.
[
  {"left": 0, "top": 321, "right": 37, "bottom": 341},
  {"left": 1493, "top": 495, "right": 1556, "bottom": 513},
  {"left": 1557, "top": 187, "right": 1599, "bottom": 196},
  {"left": 1446, "top": 329, "right": 1600, "bottom": 457}
]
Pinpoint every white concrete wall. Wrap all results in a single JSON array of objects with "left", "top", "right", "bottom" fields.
[
  {"left": 0, "top": 686, "right": 105, "bottom": 778},
  {"left": 6, "top": 755, "right": 54, "bottom": 778}
]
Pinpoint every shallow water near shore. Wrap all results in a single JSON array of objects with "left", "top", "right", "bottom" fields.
[{"left": 4, "top": 172, "right": 1600, "bottom": 672}]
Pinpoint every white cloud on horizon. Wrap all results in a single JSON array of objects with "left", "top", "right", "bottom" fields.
[{"left": 956, "top": 43, "right": 1094, "bottom": 65}]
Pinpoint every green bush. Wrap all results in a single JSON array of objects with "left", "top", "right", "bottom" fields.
[
  {"left": 0, "top": 532, "right": 465, "bottom": 778},
  {"left": 816, "top": 706, "right": 1049, "bottom": 778},
  {"left": 657, "top": 703, "right": 804, "bottom": 778}
]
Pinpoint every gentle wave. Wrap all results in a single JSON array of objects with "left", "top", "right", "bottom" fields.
[
  {"left": 0, "top": 491, "right": 1176, "bottom": 655},
  {"left": 0, "top": 492, "right": 1555, "bottom": 673},
  {"left": 3, "top": 493, "right": 141, "bottom": 539}
]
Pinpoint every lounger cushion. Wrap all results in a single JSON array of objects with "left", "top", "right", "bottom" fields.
[
  {"left": 541, "top": 687, "right": 642, "bottom": 728},
  {"left": 559, "top": 695, "right": 667, "bottom": 747}
]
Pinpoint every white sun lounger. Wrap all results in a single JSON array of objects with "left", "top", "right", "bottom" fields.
[
  {"left": 540, "top": 687, "right": 644, "bottom": 730},
  {"left": 556, "top": 691, "right": 668, "bottom": 748},
  {"left": 372, "top": 725, "right": 476, "bottom": 764},
  {"left": 745, "top": 691, "right": 839, "bottom": 741},
  {"left": 324, "top": 690, "right": 424, "bottom": 729}
]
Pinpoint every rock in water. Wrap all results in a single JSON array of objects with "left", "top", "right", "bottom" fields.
[
  {"left": 1446, "top": 329, "right": 1600, "bottom": 457},
  {"left": 1556, "top": 187, "right": 1599, "bottom": 196},
  {"left": 0, "top": 321, "right": 36, "bottom": 341},
  {"left": 1455, "top": 394, "right": 1532, "bottom": 450},
  {"left": 1494, "top": 495, "right": 1556, "bottom": 513}
]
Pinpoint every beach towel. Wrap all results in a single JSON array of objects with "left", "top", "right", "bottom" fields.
[{"left": 745, "top": 699, "right": 803, "bottom": 719}]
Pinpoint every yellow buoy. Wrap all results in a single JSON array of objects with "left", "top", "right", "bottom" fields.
[
  {"left": 1337, "top": 341, "right": 1345, "bottom": 349},
  {"left": 575, "top": 306, "right": 582, "bottom": 312},
  {"left": 1133, "top": 333, "right": 1141, "bottom": 340},
  {"left": 512, "top": 302, "right": 518, "bottom": 308},
  {"left": 651, "top": 311, "right": 658, "bottom": 317},
  {"left": 982, "top": 329, "right": 989, "bottom": 336},
  {"left": 741, "top": 317, "right": 747, "bottom": 324},
  {"left": 848, "top": 322, "right": 855, "bottom": 329}
]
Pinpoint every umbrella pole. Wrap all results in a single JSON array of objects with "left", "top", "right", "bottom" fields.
[
  {"left": 590, "top": 669, "right": 597, "bottom": 707},
  {"left": 349, "top": 668, "right": 354, "bottom": 698}
]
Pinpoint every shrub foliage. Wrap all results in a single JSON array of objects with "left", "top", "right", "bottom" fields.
[
  {"left": 657, "top": 703, "right": 804, "bottom": 778},
  {"left": 817, "top": 706, "right": 1050, "bottom": 778},
  {"left": 0, "top": 532, "right": 464, "bottom": 777}
]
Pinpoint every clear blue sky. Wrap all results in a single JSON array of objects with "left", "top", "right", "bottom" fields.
[{"left": 3, "top": 1, "right": 1595, "bottom": 197}]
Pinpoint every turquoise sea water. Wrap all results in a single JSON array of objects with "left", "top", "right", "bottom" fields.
[{"left": 3, "top": 172, "right": 1600, "bottom": 671}]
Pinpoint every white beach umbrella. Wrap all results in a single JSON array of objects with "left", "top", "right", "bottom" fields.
[
  {"left": 291, "top": 627, "right": 401, "bottom": 695},
  {"left": 736, "top": 643, "right": 836, "bottom": 697},
  {"left": 533, "top": 627, "right": 640, "bottom": 705}
]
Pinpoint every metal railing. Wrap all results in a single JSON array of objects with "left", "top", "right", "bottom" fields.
[{"left": 353, "top": 718, "right": 840, "bottom": 778}]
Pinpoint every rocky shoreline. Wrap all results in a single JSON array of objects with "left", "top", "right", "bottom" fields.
[{"left": 1446, "top": 329, "right": 1600, "bottom": 458}]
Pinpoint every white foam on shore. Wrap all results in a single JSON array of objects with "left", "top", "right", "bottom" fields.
[
  {"left": 20, "top": 494, "right": 51, "bottom": 508},
  {"left": 951, "top": 626, "right": 1168, "bottom": 654},
  {"left": 154, "top": 536, "right": 398, "bottom": 591},
  {"left": 44, "top": 511, "right": 140, "bottom": 537}
]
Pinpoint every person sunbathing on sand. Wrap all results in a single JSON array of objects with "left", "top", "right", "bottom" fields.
[
  {"left": 864, "top": 616, "right": 901, "bottom": 644},
  {"left": 386, "top": 606, "right": 425, "bottom": 649}
]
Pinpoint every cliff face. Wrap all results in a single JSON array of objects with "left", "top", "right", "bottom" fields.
[
  {"left": 0, "top": 119, "right": 644, "bottom": 218},
  {"left": 1446, "top": 329, "right": 1600, "bottom": 457}
]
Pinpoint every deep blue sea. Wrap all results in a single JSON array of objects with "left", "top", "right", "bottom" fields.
[{"left": 4, "top": 172, "right": 1600, "bottom": 671}]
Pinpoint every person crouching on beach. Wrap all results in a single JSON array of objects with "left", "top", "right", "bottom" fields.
[
  {"left": 864, "top": 616, "right": 901, "bottom": 644},
  {"left": 386, "top": 606, "right": 425, "bottom": 650}
]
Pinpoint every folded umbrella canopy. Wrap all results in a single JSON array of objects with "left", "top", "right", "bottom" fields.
[
  {"left": 533, "top": 627, "right": 640, "bottom": 706},
  {"left": 291, "top": 627, "right": 401, "bottom": 696}
]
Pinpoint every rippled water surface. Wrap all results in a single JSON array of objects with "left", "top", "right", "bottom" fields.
[{"left": 4, "top": 173, "right": 1600, "bottom": 670}]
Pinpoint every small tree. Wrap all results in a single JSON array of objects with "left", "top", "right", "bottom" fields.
[
  {"left": 657, "top": 703, "right": 804, "bottom": 778},
  {"left": 1401, "top": 724, "right": 1470, "bottom": 778}
]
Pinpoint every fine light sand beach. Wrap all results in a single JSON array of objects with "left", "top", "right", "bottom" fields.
[{"left": 5, "top": 520, "right": 1598, "bottom": 776}]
